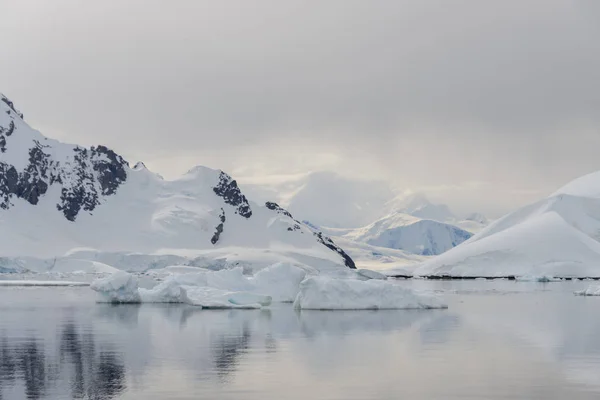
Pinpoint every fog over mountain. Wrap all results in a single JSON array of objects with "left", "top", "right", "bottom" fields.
[{"left": 2, "top": 0, "right": 599, "bottom": 216}]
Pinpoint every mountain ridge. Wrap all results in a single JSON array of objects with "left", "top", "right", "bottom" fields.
[{"left": 0, "top": 93, "right": 355, "bottom": 271}]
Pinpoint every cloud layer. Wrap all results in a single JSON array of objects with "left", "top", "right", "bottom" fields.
[{"left": 1, "top": 0, "right": 599, "bottom": 215}]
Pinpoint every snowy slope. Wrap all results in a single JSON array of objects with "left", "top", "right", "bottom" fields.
[
  {"left": 328, "top": 212, "right": 472, "bottom": 256},
  {"left": 0, "top": 94, "right": 355, "bottom": 272},
  {"left": 408, "top": 171, "right": 600, "bottom": 278}
]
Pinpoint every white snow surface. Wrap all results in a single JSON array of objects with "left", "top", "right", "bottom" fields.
[
  {"left": 293, "top": 277, "right": 447, "bottom": 310},
  {"left": 90, "top": 263, "right": 448, "bottom": 310},
  {"left": 90, "top": 271, "right": 142, "bottom": 303},
  {"left": 91, "top": 264, "right": 304, "bottom": 307},
  {"left": 0, "top": 96, "right": 353, "bottom": 273},
  {"left": 251, "top": 262, "right": 307, "bottom": 302},
  {"left": 49, "top": 259, "right": 120, "bottom": 275},
  {"left": 403, "top": 172, "right": 600, "bottom": 278},
  {"left": 336, "top": 212, "right": 472, "bottom": 256},
  {"left": 181, "top": 287, "right": 271, "bottom": 308}
]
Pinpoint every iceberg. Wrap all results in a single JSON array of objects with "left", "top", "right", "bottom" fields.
[
  {"left": 574, "top": 286, "right": 600, "bottom": 296},
  {"left": 181, "top": 286, "right": 271, "bottom": 308},
  {"left": 251, "top": 262, "right": 307, "bottom": 302},
  {"left": 139, "top": 279, "right": 185, "bottom": 303},
  {"left": 167, "top": 267, "right": 255, "bottom": 291},
  {"left": 90, "top": 266, "right": 282, "bottom": 307},
  {"left": 90, "top": 271, "right": 141, "bottom": 303},
  {"left": 293, "top": 277, "right": 447, "bottom": 310}
]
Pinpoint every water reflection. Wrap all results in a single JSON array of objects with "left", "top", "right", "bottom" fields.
[
  {"left": 0, "top": 324, "right": 126, "bottom": 399},
  {"left": 2, "top": 283, "right": 600, "bottom": 399},
  {"left": 59, "top": 323, "right": 126, "bottom": 399}
]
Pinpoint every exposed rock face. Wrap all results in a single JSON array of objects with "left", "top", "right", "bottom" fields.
[
  {"left": 265, "top": 201, "right": 293, "bottom": 218},
  {"left": 313, "top": 231, "right": 356, "bottom": 269},
  {"left": 211, "top": 208, "right": 226, "bottom": 245},
  {"left": 264, "top": 201, "right": 355, "bottom": 268},
  {"left": 213, "top": 172, "right": 252, "bottom": 218},
  {"left": 0, "top": 94, "right": 128, "bottom": 221},
  {"left": 1, "top": 94, "right": 23, "bottom": 119}
]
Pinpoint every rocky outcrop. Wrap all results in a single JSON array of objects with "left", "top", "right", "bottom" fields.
[
  {"left": 313, "top": 231, "right": 356, "bottom": 269},
  {"left": 264, "top": 201, "right": 355, "bottom": 268},
  {"left": 211, "top": 208, "right": 226, "bottom": 245},
  {"left": 0, "top": 95, "right": 128, "bottom": 221},
  {"left": 265, "top": 201, "right": 293, "bottom": 218},
  {"left": 265, "top": 201, "right": 301, "bottom": 231},
  {"left": 213, "top": 172, "right": 252, "bottom": 218},
  {"left": 1, "top": 94, "right": 23, "bottom": 119}
]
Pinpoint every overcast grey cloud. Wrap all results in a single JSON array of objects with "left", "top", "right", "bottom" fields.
[{"left": 1, "top": 0, "right": 599, "bottom": 216}]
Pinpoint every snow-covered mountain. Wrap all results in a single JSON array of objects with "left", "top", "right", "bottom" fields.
[
  {"left": 319, "top": 212, "right": 472, "bottom": 256},
  {"left": 241, "top": 171, "right": 394, "bottom": 229},
  {"left": 396, "top": 193, "right": 456, "bottom": 222},
  {"left": 407, "top": 170, "right": 600, "bottom": 278},
  {"left": 0, "top": 93, "right": 355, "bottom": 272}
]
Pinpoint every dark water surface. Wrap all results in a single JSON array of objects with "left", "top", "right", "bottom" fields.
[{"left": 1, "top": 279, "right": 600, "bottom": 399}]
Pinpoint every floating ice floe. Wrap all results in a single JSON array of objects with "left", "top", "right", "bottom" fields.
[
  {"left": 293, "top": 277, "right": 447, "bottom": 310},
  {"left": 90, "top": 271, "right": 142, "bottom": 303},
  {"left": 91, "top": 263, "right": 448, "bottom": 310},
  {"left": 251, "top": 262, "right": 307, "bottom": 302},
  {"left": 574, "top": 286, "right": 600, "bottom": 296},
  {"left": 181, "top": 287, "right": 271, "bottom": 308},
  {"left": 90, "top": 264, "right": 303, "bottom": 308}
]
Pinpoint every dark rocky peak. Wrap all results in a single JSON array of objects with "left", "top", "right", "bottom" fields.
[
  {"left": 90, "top": 145, "right": 128, "bottom": 196},
  {"left": 0, "top": 94, "right": 24, "bottom": 119},
  {"left": 213, "top": 171, "right": 252, "bottom": 218},
  {"left": 0, "top": 93, "right": 129, "bottom": 221},
  {"left": 265, "top": 201, "right": 293, "bottom": 219},
  {"left": 56, "top": 146, "right": 129, "bottom": 221},
  {"left": 313, "top": 231, "right": 356, "bottom": 269},
  {"left": 265, "top": 201, "right": 301, "bottom": 231},
  {"left": 263, "top": 201, "right": 353, "bottom": 267}
]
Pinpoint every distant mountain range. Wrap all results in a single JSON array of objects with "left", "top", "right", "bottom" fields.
[{"left": 240, "top": 171, "right": 489, "bottom": 256}]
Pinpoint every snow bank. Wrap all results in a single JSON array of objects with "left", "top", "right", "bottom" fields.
[
  {"left": 251, "top": 262, "right": 307, "bottom": 302},
  {"left": 574, "top": 286, "right": 600, "bottom": 296},
  {"left": 357, "top": 268, "right": 388, "bottom": 280},
  {"left": 90, "top": 271, "right": 141, "bottom": 303},
  {"left": 293, "top": 277, "right": 447, "bottom": 310}
]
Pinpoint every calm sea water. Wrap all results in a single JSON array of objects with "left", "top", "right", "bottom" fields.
[{"left": 1, "top": 279, "right": 600, "bottom": 399}]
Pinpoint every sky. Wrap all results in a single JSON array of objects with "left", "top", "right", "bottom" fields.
[{"left": 1, "top": 0, "right": 599, "bottom": 217}]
